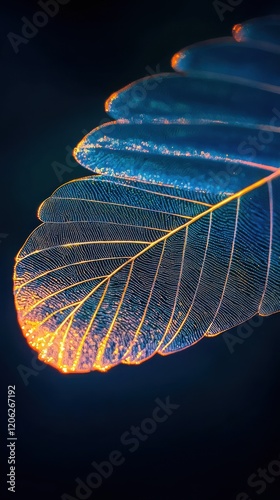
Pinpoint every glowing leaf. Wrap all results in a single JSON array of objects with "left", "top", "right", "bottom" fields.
[{"left": 14, "top": 16, "right": 280, "bottom": 373}]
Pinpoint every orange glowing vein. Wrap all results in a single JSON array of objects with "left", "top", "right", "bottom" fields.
[
  {"left": 23, "top": 275, "right": 109, "bottom": 317},
  {"left": 40, "top": 173, "right": 214, "bottom": 206},
  {"left": 70, "top": 280, "right": 111, "bottom": 371},
  {"left": 15, "top": 257, "right": 132, "bottom": 291},
  {"left": 26, "top": 302, "right": 80, "bottom": 334},
  {"left": 42, "top": 195, "right": 195, "bottom": 221},
  {"left": 258, "top": 181, "right": 273, "bottom": 312},
  {"left": 161, "top": 212, "right": 213, "bottom": 352},
  {"left": 121, "top": 240, "right": 167, "bottom": 364},
  {"left": 18, "top": 241, "right": 151, "bottom": 263},
  {"left": 155, "top": 225, "right": 189, "bottom": 355},
  {"left": 94, "top": 262, "right": 135, "bottom": 368},
  {"left": 36, "top": 169, "right": 280, "bottom": 369},
  {"left": 57, "top": 316, "right": 74, "bottom": 365},
  {"left": 205, "top": 197, "right": 240, "bottom": 336},
  {"left": 128, "top": 228, "right": 188, "bottom": 363}
]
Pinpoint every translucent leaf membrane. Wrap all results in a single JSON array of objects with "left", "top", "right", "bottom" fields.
[
  {"left": 233, "top": 15, "right": 280, "bottom": 50},
  {"left": 171, "top": 39, "right": 280, "bottom": 90},
  {"left": 105, "top": 73, "right": 280, "bottom": 128},
  {"left": 75, "top": 121, "right": 279, "bottom": 194},
  {"left": 14, "top": 172, "right": 280, "bottom": 372},
  {"left": 14, "top": 16, "right": 280, "bottom": 373}
]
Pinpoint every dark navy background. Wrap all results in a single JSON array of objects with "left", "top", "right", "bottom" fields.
[{"left": 1, "top": 1, "right": 280, "bottom": 499}]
